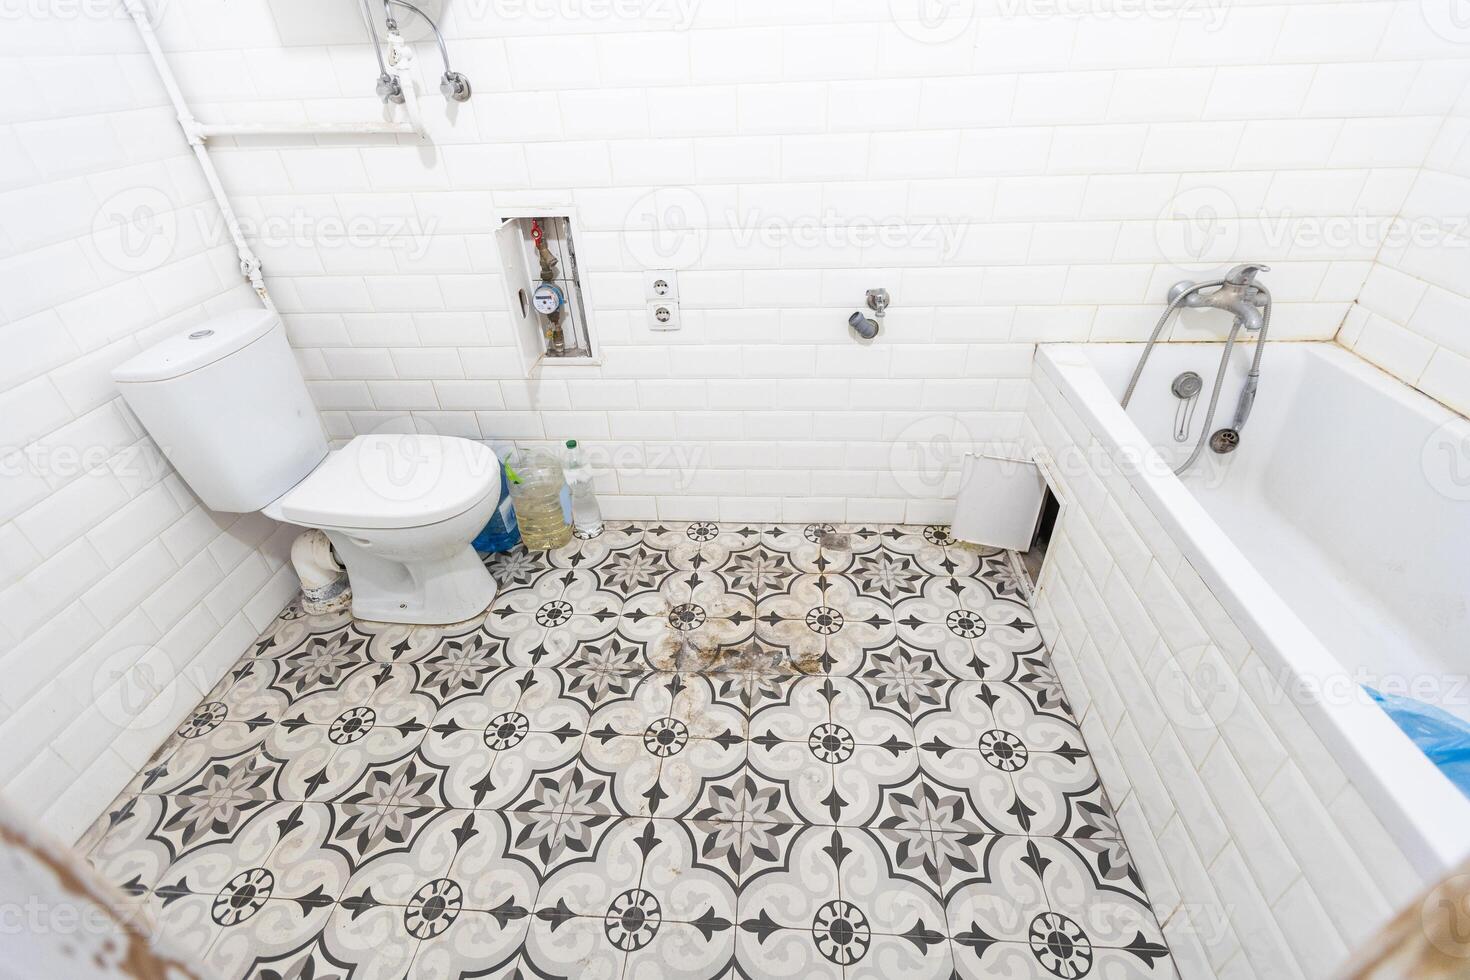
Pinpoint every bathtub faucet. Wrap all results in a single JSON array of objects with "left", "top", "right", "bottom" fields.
[
  {"left": 1167, "top": 264, "right": 1271, "bottom": 333},
  {"left": 1126, "top": 264, "right": 1274, "bottom": 475}
]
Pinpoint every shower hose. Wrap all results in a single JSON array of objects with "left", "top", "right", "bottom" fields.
[{"left": 1120, "top": 280, "right": 1272, "bottom": 476}]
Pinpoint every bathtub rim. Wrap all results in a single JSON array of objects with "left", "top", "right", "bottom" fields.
[{"left": 1036, "top": 340, "right": 1470, "bottom": 879}]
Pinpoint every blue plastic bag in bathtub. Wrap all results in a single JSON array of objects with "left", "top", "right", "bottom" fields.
[{"left": 1365, "top": 687, "right": 1470, "bottom": 797}]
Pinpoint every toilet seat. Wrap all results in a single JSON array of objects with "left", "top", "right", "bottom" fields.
[{"left": 279, "top": 433, "right": 500, "bottom": 531}]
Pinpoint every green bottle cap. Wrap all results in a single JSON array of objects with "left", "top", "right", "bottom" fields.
[{"left": 566, "top": 439, "right": 577, "bottom": 448}]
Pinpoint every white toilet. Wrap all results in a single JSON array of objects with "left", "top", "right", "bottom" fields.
[{"left": 112, "top": 309, "right": 501, "bottom": 625}]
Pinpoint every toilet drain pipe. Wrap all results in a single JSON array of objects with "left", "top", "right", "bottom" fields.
[
  {"left": 291, "top": 530, "right": 352, "bottom": 615},
  {"left": 122, "top": 0, "right": 276, "bottom": 313}
]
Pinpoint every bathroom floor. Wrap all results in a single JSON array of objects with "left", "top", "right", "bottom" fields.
[{"left": 79, "top": 522, "right": 1173, "bottom": 979}]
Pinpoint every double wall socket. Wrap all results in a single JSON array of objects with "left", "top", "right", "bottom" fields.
[{"left": 644, "top": 270, "right": 680, "bottom": 331}]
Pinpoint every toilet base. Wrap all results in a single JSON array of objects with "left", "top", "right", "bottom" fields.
[{"left": 324, "top": 532, "right": 498, "bottom": 626}]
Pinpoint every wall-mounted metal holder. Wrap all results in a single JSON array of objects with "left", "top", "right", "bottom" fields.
[{"left": 849, "top": 288, "right": 890, "bottom": 340}]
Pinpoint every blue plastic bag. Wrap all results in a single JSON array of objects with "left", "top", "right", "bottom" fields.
[
  {"left": 1366, "top": 687, "right": 1470, "bottom": 797},
  {"left": 472, "top": 461, "right": 521, "bottom": 553}
]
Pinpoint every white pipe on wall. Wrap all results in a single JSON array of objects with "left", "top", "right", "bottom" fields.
[
  {"left": 193, "top": 33, "right": 424, "bottom": 141},
  {"left": 387, "top": 28, "right": 427, "bottom": 136},
  {"left": 122, "top": 0, "right": 426, "bottom": 308},
  {"left": 121, "top": 0, "right": 277, "bottom": 311},
  {"left": 198, "top": 120, "right": 419, "bottom": 137}
]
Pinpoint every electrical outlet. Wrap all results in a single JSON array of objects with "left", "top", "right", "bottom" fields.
[
  {"left": 643, "top": 270, "right": 679, "bottom": 301},
  {"left": 647, "top": 301, "right": 681, "bottom": 331}
]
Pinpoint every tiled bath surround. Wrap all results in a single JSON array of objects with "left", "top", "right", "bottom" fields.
[
  {"left": 1023, "top": 362, "right": 1426, "bottom": 979},
  {"left": 1341, "top": 80, "right": 1470, "bottom": 417},
  {"left": 0, "top": 12, "right": 295, "bottom": 838}
]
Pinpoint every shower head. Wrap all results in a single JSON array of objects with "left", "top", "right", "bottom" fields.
[{"left": 1171, "top": 371, "right": 1203, "bottom": 399}]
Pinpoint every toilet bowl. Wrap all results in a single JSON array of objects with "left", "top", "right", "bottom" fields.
[
  {"left": 112, "top": 309, "right": 501, "bottom": 625},
  {"left": 263, "top": 433, "right": 501, "bottom": 624}
]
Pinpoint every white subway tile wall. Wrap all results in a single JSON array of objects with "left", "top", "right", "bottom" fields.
[
  {"left": 1024, "top": 365, "right": 1422, "bottom": 980},
  {"left": 0, "top": 12, "right": 299, "bottom": 839},
  {"left": 134, "top": 0, "right": 1470, "bottom": 528},
  {"left": 1342, "top": 79, "right": 1470, "bottom": 417}
]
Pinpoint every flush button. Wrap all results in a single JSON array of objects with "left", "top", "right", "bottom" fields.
[{"left": 188, "top": 329, "right": 215, "bottom": 340}]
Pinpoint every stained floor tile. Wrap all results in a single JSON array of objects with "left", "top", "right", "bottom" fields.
[{"left": 82, "top": 521, "right": 1172, "bottom": 979}]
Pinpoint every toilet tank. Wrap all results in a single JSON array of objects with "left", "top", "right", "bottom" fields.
[{"left": 113, "top": 309, "right": 328, "bottom": 513}]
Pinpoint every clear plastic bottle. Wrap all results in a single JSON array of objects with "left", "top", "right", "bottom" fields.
[
  {"left": 563, "top": 439, "right": 604, "bottom": 537},
  {"left": 504, "top": 448, "right": 571, "bottom": 550}
]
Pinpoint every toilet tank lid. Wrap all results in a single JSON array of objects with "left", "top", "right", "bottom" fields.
[
  {"left": 280, "top": 434, "right": 500, "bottom": 530},
  {"left": 113, "top": 309, "right": 279, "bottom": 383}
]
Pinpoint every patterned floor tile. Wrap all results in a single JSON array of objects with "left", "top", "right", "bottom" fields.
[
  {"left": 941, "top": 835, "right": 1052, "bottom": 943},
  {"left": 205, "top": 892, "right": 338, "bottom": 976},
  {"left": 84, "top": 522, "right": 1167, "bottom": 979},
  {"left": 1029, "top": 836, "right": 1167, "bottom": 951},
  {"left": 407, "top": 906, "right": 530, "bottom": 978},
  {"left": 149, "top": 799, "right": 295, "bottom": 901},
  {"left": 549, "top": 520, "right": 646, "bottom": 570},
  {"left": 251, "top": 899, "right": 421, "bottom": 980},
  {"left": 952, "top": 932, "right": 1175, "bottom": 979},
  {"left": 336, "top": 805, "right": 475, "bottom": 906},
  {"left": 132, "top": 889, "right": 226, "bottom": 969},
  {"left": 519, "top": 908, "right": 628, "bottom": 978},
  {"left": 846, "top": 931, "right": 955, "bottom": 980},
  {"left": 823, "top": 675, "right": 913, "bottom": 746},
  {"left": 533, "top": 815, "right": 650, "bottom": 917},
  {"left": 711, "top": 540, "right": 805, "bottom": 603},
  {"left": 833, "top": 826, "right": 949, "bottom": 935},
  {"left": 640, "top": 819, "right": 742, "bottom": 924},
  {"left": 624, "top": 919, "right": 738, "bottom": 978},
  {"left": 483, "top": 542, "right": 556, "bottom": 591},
  {"left": 85, "top": 795, "right": 201, "bottom": 899},
  {"left": 136, "top": 721, "right": 273, "bottom": 797},
  {"left": 735, "top": 923, "right": 844, "bottom": 980}
]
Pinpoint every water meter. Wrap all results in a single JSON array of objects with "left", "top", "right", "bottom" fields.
[{"left": 532, "top": 282, "right": 564, "bottom": 315}]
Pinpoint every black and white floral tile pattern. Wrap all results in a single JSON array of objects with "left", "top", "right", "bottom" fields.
[{"left": 82, "top": 522, "right": 1173, "bottom": 980}]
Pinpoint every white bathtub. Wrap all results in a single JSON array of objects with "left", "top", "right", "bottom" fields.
[
  {"left": 1027, "top": 341, "right": 1470, "bottom": 975},
  {"left": 1101, "top": 341, "right": 1468, "bottom": 722}
]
